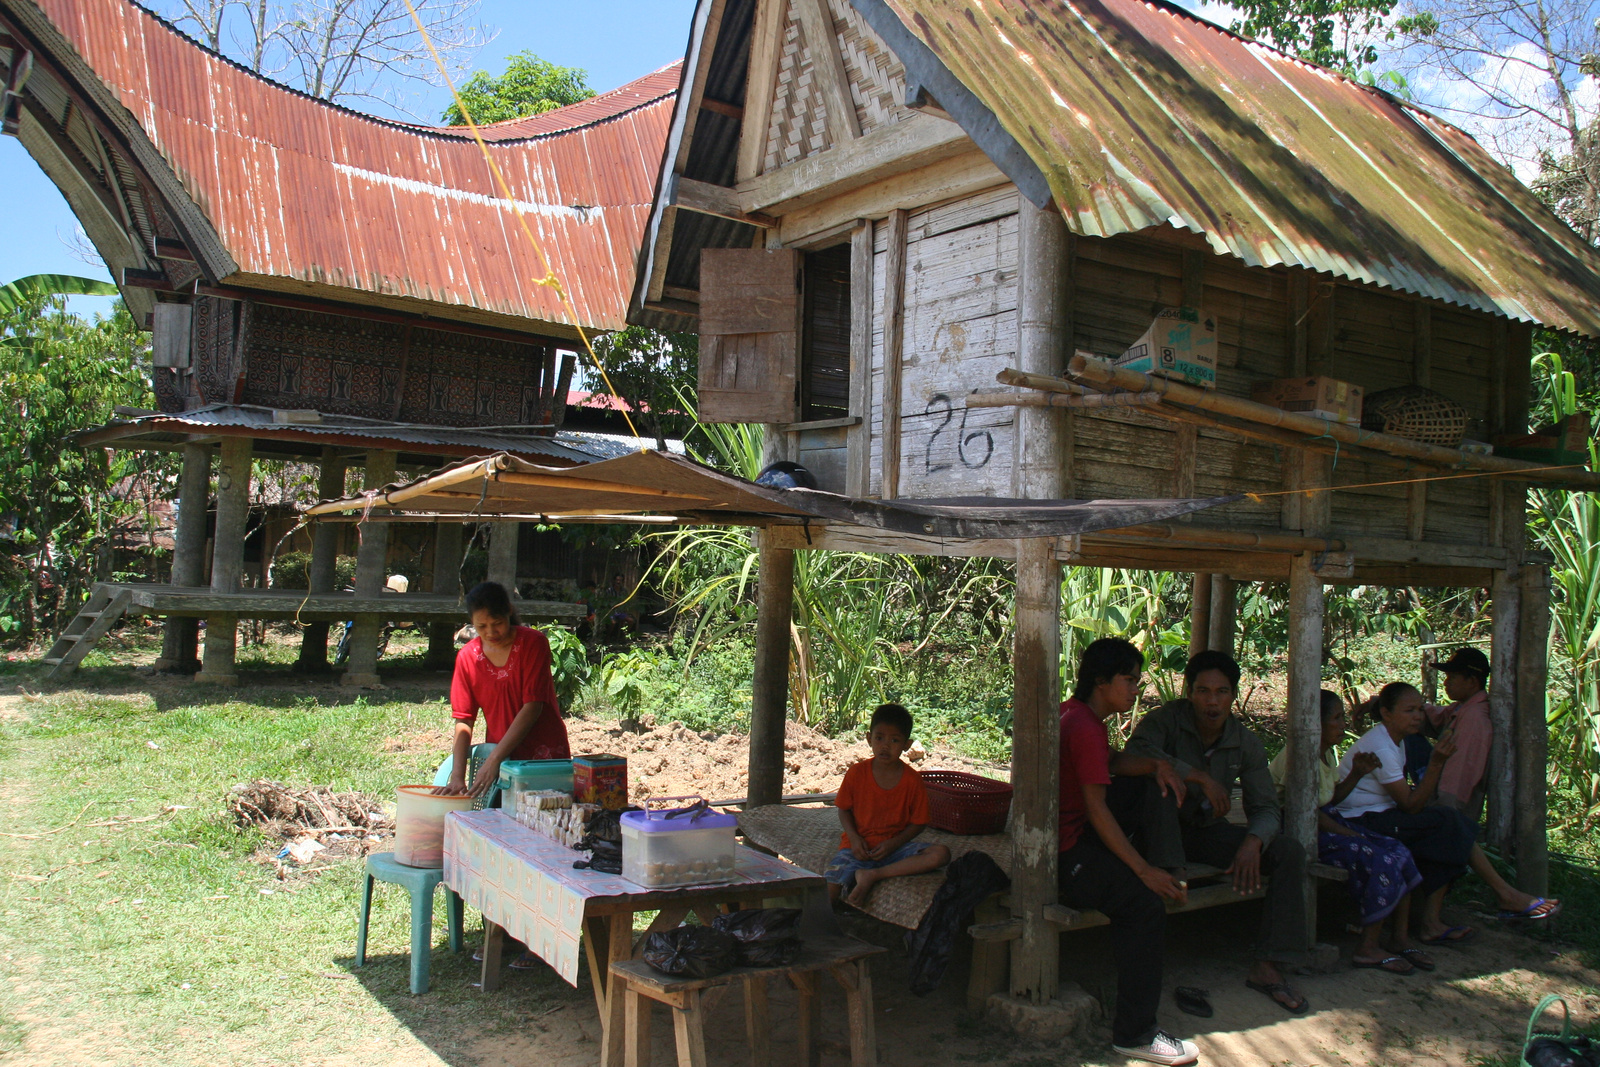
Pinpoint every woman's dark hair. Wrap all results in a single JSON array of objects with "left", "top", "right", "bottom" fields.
[
  {"left": 1184, "top": 649, "right": 1241, "bottom": 693},
  {"left": 1072, "top": 637, "right": 1145, "bottom": 702},
  {"left": 464, "top": 581, "right": 518, "bottom": 626},
  {"left": 1375, "top": 681, "right": 1421, "bottom": 716},
  {"left": 870, "top": 703, "right": 914, "bottom": 738},
  {"left": 1319, "top": 689, "right": 1346, "bottom": 723}
]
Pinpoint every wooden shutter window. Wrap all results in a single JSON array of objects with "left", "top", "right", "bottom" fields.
[{"left": 697, "top": 248, "right": 801, "bottom": 424}]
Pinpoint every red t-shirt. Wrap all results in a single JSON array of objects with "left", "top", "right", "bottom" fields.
[
  {"left": 1058, "top": 697, "right": 1112, "bottom": 852},
  {"left": 450, "top": 626, "right": 570, "bottom": 760},
  {"left": 835, "top": 759, "right": 931, "bottom": 849}
]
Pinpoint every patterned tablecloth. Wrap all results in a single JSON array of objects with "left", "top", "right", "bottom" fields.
[{"left": 442, "top": 809, "right": 819, "bottom": 985}]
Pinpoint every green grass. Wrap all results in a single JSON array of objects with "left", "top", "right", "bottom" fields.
[{"left": 0, "top": 682, "right": 587, "bottom": 1066}]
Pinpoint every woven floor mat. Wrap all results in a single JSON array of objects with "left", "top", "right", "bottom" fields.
[{"left": 738, "top": 805, "right": 1012, "bottom": 929}]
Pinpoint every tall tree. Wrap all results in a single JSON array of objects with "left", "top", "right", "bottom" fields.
[
  {"left": 1398, "top": 0, "right": 1600, "bottom": 241},
  {"left": 1227, "top": 0, "right": 1404, "bottom": 72},
  {"left": 587, "top": 327, "right": 698, "bottom": 451},
  {"left": 441, "top": 51, "right": 595, "bottom": 125},
  {"left": 0, "top": 287, "right": 172, "bottom": 640},
  {"left": 154, "top": 0, "right": 489, "bottom": 112}
]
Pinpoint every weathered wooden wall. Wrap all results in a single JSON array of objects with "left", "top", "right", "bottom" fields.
[{"left": 855, "top": 182, "right": 1516, "bottom": 548}]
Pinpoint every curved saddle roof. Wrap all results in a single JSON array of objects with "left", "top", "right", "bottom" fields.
[{"left": 1, "top": 0, "right": 678, "bottom": 335}]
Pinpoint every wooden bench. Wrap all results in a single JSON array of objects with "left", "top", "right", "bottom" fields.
[
  {"left": 609, "top": 934, "right": 885, "bottom": 1067},
  {"left": 964, "top": 861, "right": 1349, "bottom": 1010}
]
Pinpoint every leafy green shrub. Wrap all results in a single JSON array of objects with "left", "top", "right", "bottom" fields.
[{"left": 268, "top": 552, "right": 357, "bottom": 590}]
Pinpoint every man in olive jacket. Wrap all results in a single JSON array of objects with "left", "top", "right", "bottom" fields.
[{"left": 1122, "top": 649, "right": 1309, "bottom": 1015}]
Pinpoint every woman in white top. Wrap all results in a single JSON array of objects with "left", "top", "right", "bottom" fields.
[
  {"left": 1271, "top": 691, "right": 1426, "bottom": 973},
  {"left": 1333, "top": 682, "right": 1478, "bottom": 944}
]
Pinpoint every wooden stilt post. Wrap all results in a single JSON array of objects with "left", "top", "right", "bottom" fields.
[
  {"left": 427, "top": 521, "right": 466, "bottom": 670},
  {"left": 296, "top": 448, "right": 345, "bottom": 672},
  {"left": 1008, "top": 197, "right": 1068, "bottom": 1004},
  {"left": 1487, "top": 567, "right": 1521, "bottom": 851},
  {"left": 748, "top": 529, "right": 794, "bottom": 808},
  {"left": 487, "top": 521, "right": 520, "bottom": 591},
  {"left": 1208, "top": 575, "right": 1237, "bottom": 658},
  {"left": 1285, "top": 451, "right": 1329, "bottom": 946},
  {"left": 196, "top": 437, "right": 251, "bottom": 685},
  {"left": 159, "top": 442, "right": 210, "bottom": 672},
  {"left": 1514, "top": 563, "right": 1551, "bottom": 894},
  {"left": 1188, "top": 574, "right": 1212, "bottom": 657},
  {"left": 342, "top": 450, "right": 396, "bottom": 688}
]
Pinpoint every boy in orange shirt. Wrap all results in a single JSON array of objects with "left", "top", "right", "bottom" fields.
[{"left": 827, "top": 704, "right": 951, "bottom": 907}]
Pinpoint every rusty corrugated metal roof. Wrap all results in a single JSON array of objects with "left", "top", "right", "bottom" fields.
[
  {"left": 868, "top": 0, "right": 1600, "bottom": 336},
  {"left": 14, "top": 0, "right": 678, "bottom": 334}
]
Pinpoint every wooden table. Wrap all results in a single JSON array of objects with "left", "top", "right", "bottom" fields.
[{"left": 442, "top": 810, "right": 826, "bottom": 1067}]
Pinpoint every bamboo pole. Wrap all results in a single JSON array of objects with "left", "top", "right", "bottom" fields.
[
  {"left": 1058, "top": 356, "right": 1600, "bottom": 489},
  {"left": 967, "top": 389, "right": 1158, "bottom": 410}
]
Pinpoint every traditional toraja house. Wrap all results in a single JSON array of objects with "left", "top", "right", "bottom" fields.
[
  {"left": 0, "top": 0, "right": 678, "bottom": 684},
  {"left": 614, "top": 0, "right": 1600, "bottom": 1026}
]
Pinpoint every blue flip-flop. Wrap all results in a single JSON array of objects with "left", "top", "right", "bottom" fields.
[
  {"left": 1498, "top": 898, "right": 1562, "bottom": 921},
  {"left": 1421, "top": 924, "right": 1475, "bottom": 945}
]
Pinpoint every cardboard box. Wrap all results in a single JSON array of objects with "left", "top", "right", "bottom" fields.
[
  {"left": 1251, "top": 376, "right": 1364, "bottom": 425},
  {"left": 1114, "top": 306, "right": 1217, "bottom": 389},
  {"left": 574, "top": 754, "right": 628, "bottom": 810}
]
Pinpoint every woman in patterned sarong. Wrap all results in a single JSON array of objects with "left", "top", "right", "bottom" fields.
[{"left": 1272, "top": 690, "right": 1428, "bottom": 975}]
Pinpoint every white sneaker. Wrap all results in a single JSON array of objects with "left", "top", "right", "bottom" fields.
[{"left": 1112, "top": 1029, "right": 1200, "bottom": 1065}]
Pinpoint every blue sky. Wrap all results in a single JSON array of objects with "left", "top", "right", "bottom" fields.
[{"left": 0, "top": 0, "right": 696, "bottom": 288}]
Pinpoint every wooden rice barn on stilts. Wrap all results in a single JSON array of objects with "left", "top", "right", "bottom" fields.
[
  {"left": 0, "top": 0, "right": 680, "bottom": 684},
  {"left": 619, "top": 0, "right": 1600, "bottom": 1023}
]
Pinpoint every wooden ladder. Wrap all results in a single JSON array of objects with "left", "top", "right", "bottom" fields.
[{"left": 42, "top": 585, "right": 133, "bottom": 680}]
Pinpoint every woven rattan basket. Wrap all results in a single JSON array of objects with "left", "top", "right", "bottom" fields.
[{"left": 1361, "top": 386, "right": 1468, "bottom": 447}]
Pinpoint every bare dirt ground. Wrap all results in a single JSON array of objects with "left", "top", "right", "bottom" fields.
[{"left": 5, "top": 636, "right": 1596, "bottom": 1066}]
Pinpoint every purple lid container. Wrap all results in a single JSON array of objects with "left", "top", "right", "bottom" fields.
[{"left": 621, "top": 806, "right": 737, "bottom": 833}]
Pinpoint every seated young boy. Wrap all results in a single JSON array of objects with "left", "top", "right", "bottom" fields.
[{"left": 826, "top": 703, "right": 951, "bottom": 908}]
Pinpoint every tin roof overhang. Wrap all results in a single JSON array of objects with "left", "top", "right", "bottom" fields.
[
  {"left": 304, "top": 449, "right": 1235, "bottom": 538},
  {"left": 847, "top": 0, "right": 1600, "bottom": 337}
]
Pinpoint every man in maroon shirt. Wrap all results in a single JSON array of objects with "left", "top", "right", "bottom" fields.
[{"left": 1060, "top": 637, "right": 1198, "bottom": 1066}]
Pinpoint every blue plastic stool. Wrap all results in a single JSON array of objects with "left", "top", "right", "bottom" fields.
[{"left": 355, "top": 852, "right": 465, "bottom": 994}]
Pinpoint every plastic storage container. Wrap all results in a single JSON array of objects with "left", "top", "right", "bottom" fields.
[
  {"left": 393, "top": 785, "right": 473, "bottom": 868},
  {"left": 500, "top": 759, "right": 574, "bottom": 813},
  {"left": 621, "top": 804, "right": 738, "bottom": 888}
]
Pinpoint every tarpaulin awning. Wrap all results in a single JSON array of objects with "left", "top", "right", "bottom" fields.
[{"left": 303, "top": 450, "right": 1237, "bottom": 539}]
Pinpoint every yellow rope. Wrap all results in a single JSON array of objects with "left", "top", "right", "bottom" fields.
[
  {"left": 1242, "top": 461, "right": 1592, "bottom": 503},
  {"left": 400, "top": 0, "right": 641, "bottom": 439}
]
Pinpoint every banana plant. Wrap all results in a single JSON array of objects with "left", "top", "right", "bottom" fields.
[{"left": 1, "top": 274, "right": 119, "bottom": 366}]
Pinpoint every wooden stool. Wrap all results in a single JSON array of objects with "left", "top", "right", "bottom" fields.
[{"left": 609, "top": 935, "right": 884, "bottom": 1067}]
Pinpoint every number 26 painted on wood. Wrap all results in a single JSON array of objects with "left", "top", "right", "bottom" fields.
[{"left": 923, "top": 393, "right": 993, "bottom": 474}]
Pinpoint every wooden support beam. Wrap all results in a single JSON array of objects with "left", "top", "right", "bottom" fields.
[
  {"left": 295, "top": 448, "right": 346, "bottom": 673},
  {"left": 487, "top": 519, "right": 520, "bottom": 590},
  {"left": 735, "top": 113, "right": 968, "bottom": 214},
  {"left": 736, "top": 0, "right": 784, "bottom": 183},
  {"left": 1408, "top": 303, "right": 1432, "bottom": 540},
  {"left": 672, "top": 175, "right": 777, "bottom": 228},
  {"left": 427, "top": 521, "right": 466, "bottom": 670},
  {"left": 749, "top": 531, "right": 795, "bottom": 808},
  {"left": 791, "top": 0, "right": 860, "bottom": 144},
  {"left": 1208, "top": 575, "right": 1237, "bottom": 658},
  {"left": 196, "top": 437, "right": 250, "bottom": 685},
  {"left": 1284, "top": 445, "right": 1328, "bottom": 948},
  {"left": 1514, "top": 564, "right": 1551, "bottom": 894},
  {"left": 157, "top": 442, "right": 209, "bottom": 672},
  {"left": 880, "top": 209, "right": 908, "bottom": 498},
  {"left": 1008, "top": 197, "right": 1067, "bottom": 1005},
  {"left": 342, "top": 450, "right": 396, "bottom": 688},
  {"left": 847, "top": 219, "right": 873, "bottom": 498},
  {"left": 1188, "top": 574, "right": 1212, "bottom": 657},
  {"left": 1487, "top": 566, "right": 1520, "bottom": 852}
]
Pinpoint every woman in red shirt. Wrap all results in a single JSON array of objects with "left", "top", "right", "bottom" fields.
[{"left": 436, "top": 581, "right": 569, "bottom": 798}]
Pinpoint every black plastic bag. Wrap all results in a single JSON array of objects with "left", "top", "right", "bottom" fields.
[
  {"left": 712, "top": 908, "right": 802, "bottom": 944},
  {"left": 905, "top": 850, "right": 1010, "bottom": 996},
  {"left": 1526, "top": 1037, "right": 1600, "bottom": 1067},
  {"left": 641, "top": 926, "right": 740, "bottom": 980},
  {"left": 736, "top": 937, "right": 803, "bottom": 968},
  {"left": 572, "top": 838, "right": 621, "bottom": 874}
]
